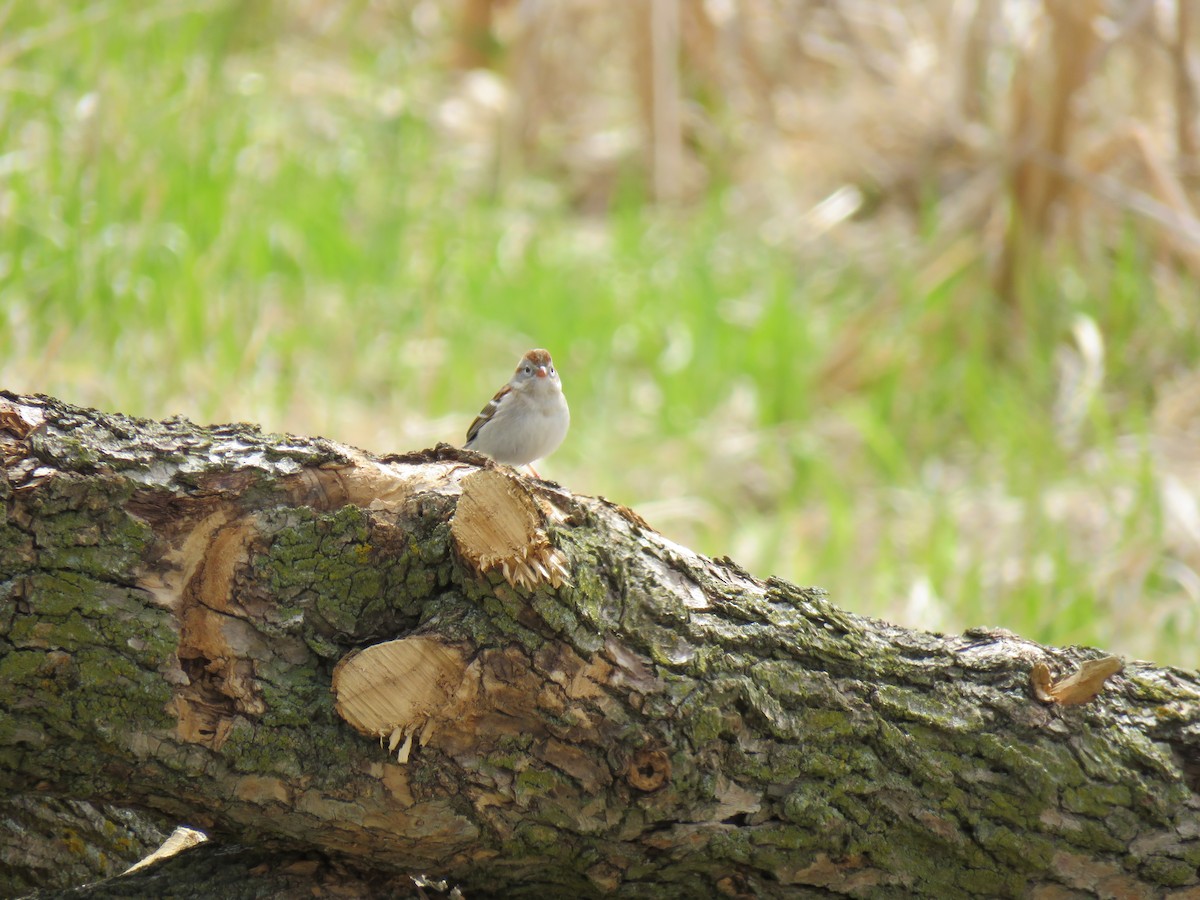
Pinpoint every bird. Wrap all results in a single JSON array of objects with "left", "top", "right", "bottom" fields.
[{"left": 464, "top": 348, "right": 569, "bottom": 475}]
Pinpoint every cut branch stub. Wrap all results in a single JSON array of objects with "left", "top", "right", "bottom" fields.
[
  {"left": 331, "top": 637, "right": 467, "bottom": 762},
  {"left": 451, "top": 468, "right": 570, "bottom": 589},
  {"left": 625, "top": 747, "right": 671, "bottom": 792}
]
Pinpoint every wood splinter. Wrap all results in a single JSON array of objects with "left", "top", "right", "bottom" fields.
[{"left": 1031, "top": 656, "right": 1124, "bottom": 707}]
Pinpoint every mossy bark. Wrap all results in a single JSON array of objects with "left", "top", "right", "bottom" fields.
[{"left": 1, "top": 390, "right": 1198, "bottom": 899}]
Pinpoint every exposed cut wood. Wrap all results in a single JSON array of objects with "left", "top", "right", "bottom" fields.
[
  {"left": 451, "top": 467, "right": 570, "bottom": 589},
  {"left": 332, "top": 637, "right": 468, "bottom": 759}
]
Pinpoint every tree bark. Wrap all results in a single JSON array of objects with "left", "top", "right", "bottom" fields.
[{"left": 1, "top": 390, "right": 1198, "bottom": 899}]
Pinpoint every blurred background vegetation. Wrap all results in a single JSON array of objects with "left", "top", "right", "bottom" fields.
[{"left": 2, "top": 0, "right": 1198, "bottom": 667}]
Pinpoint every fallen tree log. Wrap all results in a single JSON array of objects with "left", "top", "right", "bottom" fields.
[{"left": 1, "top": 390, "right": 1198, "bottom": 898}]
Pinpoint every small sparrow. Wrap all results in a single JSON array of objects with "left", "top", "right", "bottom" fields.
[{"left": 465, "top": 348, "right": 570, "bottom": 473}]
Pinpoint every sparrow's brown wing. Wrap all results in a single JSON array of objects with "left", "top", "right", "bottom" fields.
[{"left": 465, "top": 383, "right": 512, "bottom": 445}]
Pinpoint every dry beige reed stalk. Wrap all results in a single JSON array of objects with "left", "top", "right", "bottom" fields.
[{"left": 430, "top": 0, "right": 1199, "bottom": 295}]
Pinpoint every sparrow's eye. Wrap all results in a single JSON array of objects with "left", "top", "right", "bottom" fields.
[
  {"left": 550, "top": 366, "right": 556, "bottom": 375},
  {"left": 523, "top": 366, "right": 532, "bottom": 375}
]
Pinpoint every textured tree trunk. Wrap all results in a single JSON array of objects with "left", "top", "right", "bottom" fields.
[{"left": 1, "top": 390, "right": 1198, "bottom": 899}]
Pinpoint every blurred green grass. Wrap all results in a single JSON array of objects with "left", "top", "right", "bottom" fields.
[{"left": 2, "top": 1, "right": 1197, "bottom": 668}]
